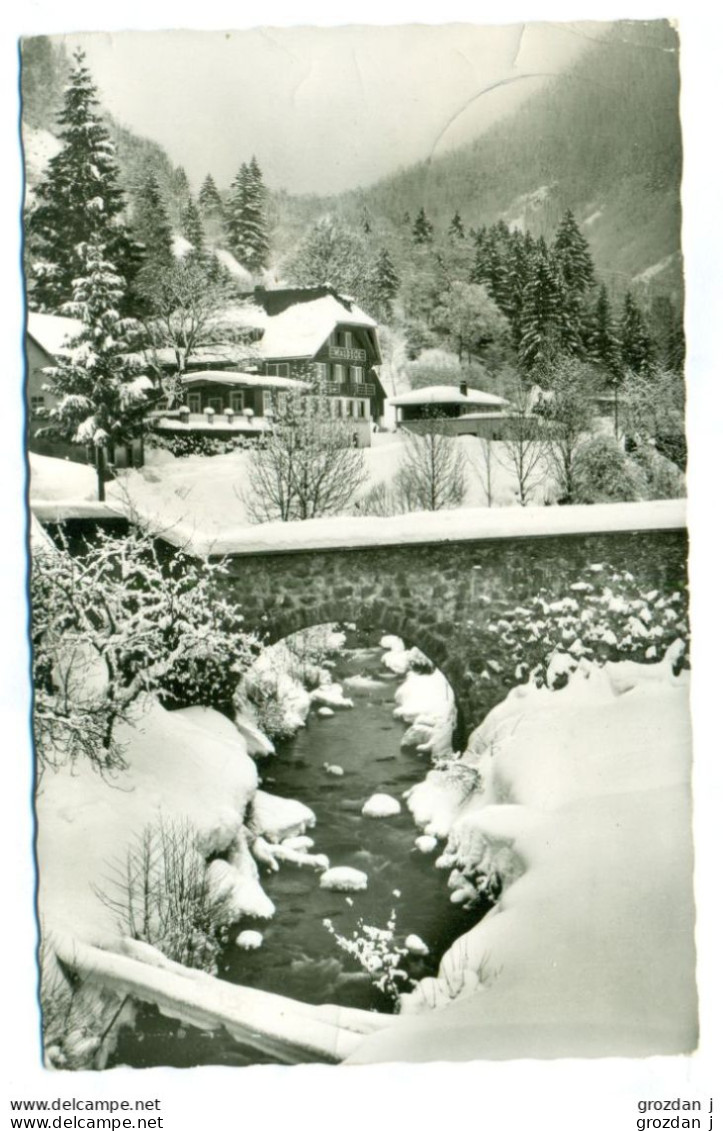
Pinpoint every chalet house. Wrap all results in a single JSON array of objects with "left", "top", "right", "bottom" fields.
[
  {"left": 25, "top": 311, "right": 147, "bottom": 468},
  {"left": 388, "top": 383, "right": 513, "bottom": 439},
  {"left": 149, "top": 286, "right": 385, "bottom": 447},
  {"left": 25, "top": 311, "right": 81, "bottom": 454}
]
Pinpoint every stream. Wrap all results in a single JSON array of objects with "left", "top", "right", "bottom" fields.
[{"left": 112, "top": 635, "right": 490, "bottom": 1067}]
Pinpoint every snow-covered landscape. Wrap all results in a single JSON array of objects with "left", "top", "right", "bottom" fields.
[{"left": 19, "top": 20, "right": 701, "bottom": 1081}]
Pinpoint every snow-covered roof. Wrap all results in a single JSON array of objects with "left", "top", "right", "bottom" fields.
[
  {"left": 180, "top": 370, "right": 309, "bottom": 391},
  {"left": 220, "top": 293, "right": 379, "bottom": 362},
  {"left": 388, "top": 385, "right": 508, "bottom": 408},
  {"left": 27, "top": 311, "right": 83, "bottom": 358},
  {"left": 215, "top": 248, "right": 255, "bottom": 286},
  {"left": 136, "top": 344, "right": 255, "bottom": 369}
]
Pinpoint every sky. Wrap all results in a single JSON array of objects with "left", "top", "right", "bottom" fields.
[{"left": 51, "top": 22, "right": 609, "bottom": 196}]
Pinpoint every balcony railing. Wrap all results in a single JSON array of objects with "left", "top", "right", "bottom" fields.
[{"left": 322, "top": 381, "right": 375, "bottom": 398}]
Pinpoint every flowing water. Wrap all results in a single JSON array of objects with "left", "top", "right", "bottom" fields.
[{"left": 113, "top": 637, "right": 489, "bottom": 1067}]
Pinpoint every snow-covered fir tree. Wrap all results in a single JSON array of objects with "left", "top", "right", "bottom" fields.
[
  {"left": 198, "top": 173, "right": 224, "bottom": 219},
  {"left": 370, "top": 247, "right": 400, "bottom": 322},
  {"left": 412, "top": 207, "right": 434, "bottom": 245},
  {"left": 553, "top": 209, "right": 596, "bottom": 296},
  {"left": 588, "top": 284, "right": 622, "bottom": 379},
  {"left": 620, "top": 290, "right": 656, "bottom": 375},
  {"left": 518, "top": 245, "right": 564, "bottom": 374},
  {"left": 132, "top": 171, "right": 175, "bottom": 299},
  {"left": 181, "top": 197, "right": 206, "bottom": 263},
  {"left": 225, "top": 163, "right": 250, "bottom": 260},
  {"left": 26, "top": 49, "right": 133, "bottom": 312},
  {"left": 43, "top": 236, "right": 149, "bottom": 501},
  {"left": 225, "top": 157, "right": 269, "bottom": 272}
]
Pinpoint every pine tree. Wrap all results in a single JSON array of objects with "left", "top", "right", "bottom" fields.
[
  {"left": 553, "top": 209, "right": 596, "bottom": 296},
  {"left": 518, "top": 246, "right": 564, "bottom": 374},
  {"left": 42, "top": 236, "right": 148, "bottom": 500},
  {"left": 412, "top": 207, "right": 434, "bottom": 245},
  {"left": 370, "top": 248, "right": 400, "bottom": 322},
  {"left": 181, "top": 197, "right": 205, "bottom": 259},
  {"left": 588, "top": 285, "right": 622, "bottom": 378},
  {"left": 620, "top": 291, "right": 655, "bottom": 375},
  {"left": 448, "top": 211, "right": 465, "bottom": 241},
  {"left": 225, "top": 162, "right": 250, "bottom": 258},
  {"left": 26, "top": 49, "right": 132, "bottom": 311},
  {"left": 242, "top": 156, "right": 270, "bottom": 271},
  {"left": 132, "top": 171, "right": 175, "bottom": 299},
  {"left": 198, "top": 174, "right": 224, "bottom": 219},
  {"left": 551, "top": 210, "right": 596, "bottom": 359},
  {"left": 226, "top": 158, "right": 269, "bottom": 271}
]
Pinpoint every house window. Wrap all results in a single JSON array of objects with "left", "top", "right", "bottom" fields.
[
  {"left": 187, "top": 393, "right": 202, "bottom": 413},
  {"left": 357, "top": 400, "right": 366, "bottom": 418},
  {"left": 206, "top": 397, "right": 223, "bottom": 414},
  {"left": 346, "top": 399, "right": 354, "bottom": 418},
  {"left": 333, "top": 364, "right": 345, "bottom": 384},
  {"left": 30, "top": 395, "right": 45, "bottom": 411},
  {"left": 350, "top": 366, "right": 364, "bottom": 384},
  {"left": 262, "top": 391, "right": 273, "bottom": 415},
  {"left": 231, "top": 392, "right": 246, "bottom": 412},
  {"left": 315, "top": 362, "right": 329, "bottom": 382},
  {"left": 344, "top": 331, "right": 353, "bottom": 349},
  {"left": 267, "top": 363, "right": 290, "bottom": 377}
]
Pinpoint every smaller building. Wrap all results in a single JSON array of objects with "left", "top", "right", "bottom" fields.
[
  {"left": 388, "top": 383, "right": 515, "bottom": 439},
  {"left": 152, "top": 369, "right": 310, "bottom": 441},
  {"left": 25, "top": 311, "right": 147, "bottom": 468}
]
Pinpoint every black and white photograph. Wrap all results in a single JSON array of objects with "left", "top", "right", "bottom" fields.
[{"left": 5, "top": 5, "right": 720, "bottom": 1106}]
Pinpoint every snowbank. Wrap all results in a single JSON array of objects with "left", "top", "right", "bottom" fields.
[
  {"left": 348, "top": 655, "right": 696, "bottom": 1062},
  {"left": 37, "top": 700, "right": 262, "bottom": 947},
  {"left": 392, "top": 664, "right": 457, "bottom": 760},
  {"left": 30, "top": 453, "right": 98, "bottom": 503}
]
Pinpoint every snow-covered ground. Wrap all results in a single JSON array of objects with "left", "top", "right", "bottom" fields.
[
  {"left": 348, "top": 651, "right": 696, "bottom": 1062},
  {"left": 37, "top": 699, "right": 265, "bottom": 949}
]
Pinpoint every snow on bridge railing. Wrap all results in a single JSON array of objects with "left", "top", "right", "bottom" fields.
[
  {"left": 54, "top": 935, "right": 396, "bottom": 1066},
  {"left": 144, "top": 498, "right": 687, "bottom": 558}
]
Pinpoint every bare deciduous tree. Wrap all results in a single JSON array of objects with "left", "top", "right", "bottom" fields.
[
  {"left": 394, "top": 417, "right": 467, "bottom": 512},
  {"left": 539, "top": 359, "right": 596, "bottom": 503},
  {"left": 498, "top": 382, "right": 549, "bottom": 506},
  {"left": 243, "top": 380, "right": 369, "bottom": 522}
]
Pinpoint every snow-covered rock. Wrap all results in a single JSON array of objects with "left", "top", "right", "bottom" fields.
[
  {"left": 414, "top": 834, "right": 438, "bottom": 854},
  {"left": 319, "top": 867, "right": 368, "bottom": 892},
  {"left": 206, "top": 859, "right": 275, "bottom": 921},
  {"left": 310, "top": 683, "right": 353, "bottom": 709},
  {"left": 404, "top": 934, "right": 430, "bottom": 957},
  {"left": 317, "top": 706, "right": 335, "bottom": 718},
  {"left": 235, "top": 930, "right": 264, "bottom": 950},
  {"left": 249, "top": 790, "right": 315, "bottom": 843},
  {"left": 323, "top": 762, "right": 345, "bottom": 776},
  {"left": 361, "top": 793, "right": 402, "bottom": 818}
]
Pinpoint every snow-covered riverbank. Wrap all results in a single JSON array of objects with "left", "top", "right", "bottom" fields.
[{"left": 348, "top": 647, "right": 696, "bottom": 1061}]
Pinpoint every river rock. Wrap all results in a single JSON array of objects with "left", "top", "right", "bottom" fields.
[
  {"left": 323, "top": 762, "right": 344, "bottom": 776},
  {"left": 362, "top": 793, "right": 401, "bottom": 818},
  {"left": 235, "top": 930, "right": 264, "bottom": 950},
  {"left": 317, "top": 706, "right": 335, "bottom": 718},
  {"left": 415, "top": 834, "right": 438, "bottom": 854},
  {"left": 404, "top": 934, "right": 430, "bottom": 957},
  {"left": 319, "top": 866, "right": 368, "bottom": 892}
]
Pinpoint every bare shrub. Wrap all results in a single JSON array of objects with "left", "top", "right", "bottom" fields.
[{"left": 95, "top": 817, "right": 231, "bottom": 974}]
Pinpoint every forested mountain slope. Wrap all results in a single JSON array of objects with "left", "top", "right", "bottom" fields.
[{"left": 286, "top": 20, "right": 682, "bottom": 301}]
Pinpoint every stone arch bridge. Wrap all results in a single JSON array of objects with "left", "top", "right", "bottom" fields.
[{"left": 214, "top": 505, "right": 687, "bottom": 740}]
